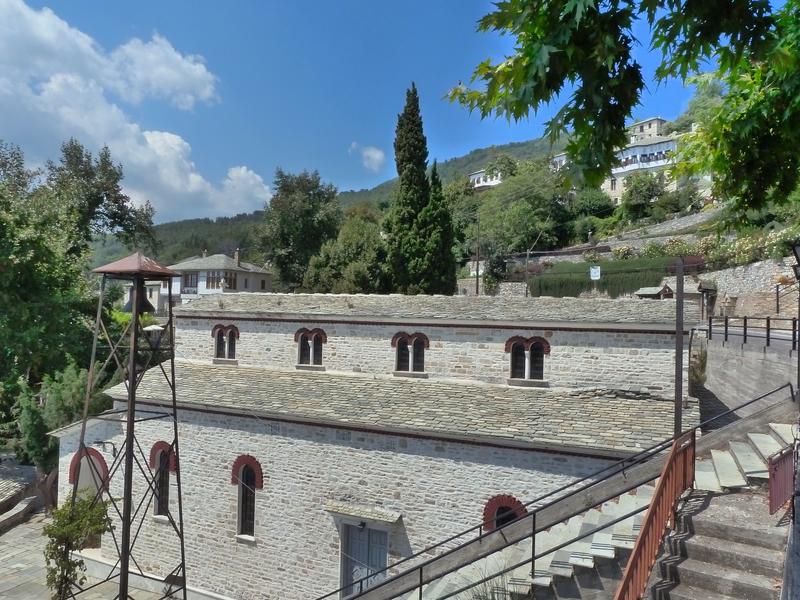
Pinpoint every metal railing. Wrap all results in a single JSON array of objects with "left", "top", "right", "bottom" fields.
[
  {"left": 613, "top": 429, "right": 696, "bottom": 600},
  {"left": 318, "top": 383, "right": 795, "bottom": 600},
  {"left": 768, "top": 443, "right": 796, "bottom": 515},
  {"left": 706, "top": 315, "right": 798, "bottom": 349},
  {"left": 776, "top": 281, "right": 799, "bottom": 314}
]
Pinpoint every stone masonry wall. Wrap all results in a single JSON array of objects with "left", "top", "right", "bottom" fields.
[
  {"left": 662, "top": 256, "right": 795, "bottom": 298},
  {"left": 57, "top": 408, "right": 610, "bottom": 600},
  {"left": 177, "top": 318, "right": 685, "bottom": 397}
]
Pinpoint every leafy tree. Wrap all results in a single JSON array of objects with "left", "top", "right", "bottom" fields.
[
  {"left": 568, "top": 188, "right": 615, "bottom": 219},
  {"left": 259, "top": 169, "right": 340, "bottom": 289},
  {"left": 474, "top": 159, "right": 570, "bottom": 254},
  {"left": 443, "top": 176, "right": 479, "bottom": 262},
  {"left": 303, "top": 206, "right": 385, "bottom": 293},
  {"left": 619, "top": 172, "right": 667, "bottom": 221},
  {"left": 409, "top": 163, "right": 457, "bottom": 294},
  {"left": 47, "top": 139, "right": 155, "bottom": 254},
  {"left": 484, "top": 154, "right": 518, "bottom": 179},
  {"left": 384, "top": 84, "right": 431, "bottom": 292},
  {"left": 44, "top": 491, "right": 113, "bottom": 599},
  {"left": 450, "top": 0, "right": 798, "bottom": 216}
]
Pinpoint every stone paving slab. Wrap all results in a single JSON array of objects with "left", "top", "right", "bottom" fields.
[
  {"left": 0, "top": 455, "right": 37, "bottom": 510},
  {"left": 0, "top": 514, "right": 162, "bottom": 599}
]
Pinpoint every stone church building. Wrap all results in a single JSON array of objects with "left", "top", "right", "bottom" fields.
[{"left": 55, "top": 293, "right": 697, "bottom": 600}]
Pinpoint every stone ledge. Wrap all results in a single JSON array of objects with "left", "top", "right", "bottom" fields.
[
  {"left": 235, "top": 534, "right": 257, "bottom": 546},
  {"left": 507, "top": 378, "right": 549, "bottom": 388},
  {"left": 295, "top": 364, "right": 326, "bottom": 372},
  {"left": 393, "top": 371, "right": 429, "bottom": 379},
  {"left": 212, "top": 358, "right": 238, "bottom": 366}
]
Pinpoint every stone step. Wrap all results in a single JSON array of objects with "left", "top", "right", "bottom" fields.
[
  {"left": 688, "top": 514, "right": 788, "bottom": 552},
  {"left": 710, "top": 450, "right": 747, "bottom": 488},
  {"left": 768, "top": 423, "right": 795, "bottom": 447},
  {"left": 747, "top": 433, "right": 784, "bottom": 462},
  {"left": 694, "top": 460, "right": 722, "bottom": 492},
  {"left": 666, "top": 583, "right": 747, "bottom": 600},
  {"left": 666, "top": 558, "right": 780, "bottom": 600},
  {"left": 684, "top": 534, "right": 784, "bottom": 579},
  {"left": 728, "top": 441, "right": 768, "bottom": 480}
]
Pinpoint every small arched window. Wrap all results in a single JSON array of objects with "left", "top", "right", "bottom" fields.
[
  {"left": 227, "top": 331, "right": 236, "bottom": 359},
  {"left": 239, "top": 464, "right": 256, "bottom": 536},
  {"left": 212, "top": 325, "right": 239, "bottom": 360},
  {"left": 296, "top": 328, "right": 327, "bottom": 366},
  {"left": 155, "top": 450, "right": 170, "bottom": 516},
  {"left": 510, "top": 342, "right": 526, "bottom": 379},
  {"left": 396, "top": 339, "right": 409, "bottom": 371},
  {"left": 483, "top": 494, "right": 527, "bottom": 532},
  {"left": 412, "top": 338, "right": 425, "bottom": 372},
  {"left": 505, "top": 336, "right": 550, "bottom": 381},
  {"left": 530, "top": 342, "right": 545, "bottom": 380},
  {"left": 231, "top": 455, "right": 263, "bottom": 537},
  {"left": 215, "top": 330, "right": 226, "bottom": 359}
]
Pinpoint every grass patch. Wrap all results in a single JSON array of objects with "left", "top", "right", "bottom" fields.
[{"left": 529, "top": 257, "right": 675, "bottom": 298}]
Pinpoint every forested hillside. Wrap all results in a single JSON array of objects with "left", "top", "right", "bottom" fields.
[
  {"left": 91, "top": 133, "right": 563, "bottom": 264},
  {"left": 91, "top": 211, "right": 264, "bottom": 267}
]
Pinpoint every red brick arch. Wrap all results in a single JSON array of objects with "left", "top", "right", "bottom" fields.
[
  {"left": 149, "top": 441, "right": 177, "bottom": 472},
  {"left": 211, "top": 324, "right": 239, "bottom": 339},
  {"left": 391, "top": 332, "right": 429, "bottom": 348},
  {"left": 504, "top": 336, "right": 551, "bottom": 354},
  {"left": 482, "top": 494, "right": 527, "bottom": 531},
  {"left": 231, "top": 454, "right": 263, "bottom": 489},
  {"left": 68, "top": 447, "right": 109, "bottom": 490},
  {"left": 294, "top": 327, "right": 327, "bottom": 343}
]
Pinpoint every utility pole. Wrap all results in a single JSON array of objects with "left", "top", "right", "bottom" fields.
[
  {"left": 475, "top": 215, "right": 480, "bottom": 296},
  {"left": 674, "top": 256, "right": 685, "bottom": 437}
]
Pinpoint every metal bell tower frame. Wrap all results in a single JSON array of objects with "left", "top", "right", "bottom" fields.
[{"left": 60, "top": 252, "right": 188, "bottom": 600}]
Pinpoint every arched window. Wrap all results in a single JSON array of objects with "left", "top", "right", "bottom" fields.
[
  {"left": 215, "top": 329, "right": 226, "bottom": 359},
  {"left": 396, "top": 339, "right": 409, "bottom": 371},
  {"left": 483, "top": 494, "right": 527, "bottom": 532},
  {"left": 212, "top": 325, "right": 239, "bottom": 360},
  {"left": 392, "top": 332, "right": 429, "bottom": 373},
  {"left": 510, "top": 342, "right": 526, "bottom": 379},
  {"left": 530, "top": 342, "right": 545, "bottom": 380},
  {"left": 227, "top": 331, "right": 236, "bottom": 359},
  {"left": 239, "top": 464, "right": 256, "bottom": 536},
  {"left": 412, "top": 338, "right": 425, "bottom": 372},
  {"left": 298, "top": 333, "right": 311, "bottom": 364},
  {"left": 313, "top": 334, "right": 323, "bottom": 366},
  {"left": 505, "top": 336, "right": 551, "bottom": 380},
  {"left": 295, "top": 328, "right": 327, "bottom": 366},
  {"left": 154, "top": 450, "right": 170, "bottom": 516},
  {"left": 68, "top": 447, "right": 110, "bottom": 494},
  {"left": 231, "top": 455, "right": 263, "bottom": 538}
]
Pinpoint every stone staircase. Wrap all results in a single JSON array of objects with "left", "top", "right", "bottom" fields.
[{"left": 392, "top": 421, "right": 796, "bottom": 600}]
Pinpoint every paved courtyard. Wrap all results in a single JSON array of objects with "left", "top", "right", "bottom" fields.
[{"left": 0, "top": 514, "right": 161, "bottom": 600}]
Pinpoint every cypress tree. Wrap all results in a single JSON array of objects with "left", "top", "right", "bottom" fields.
[
  {"left": 412, "top": 162, "right": 456, "bottom": 294},
  {"left": 384, "top": 83, "right": 430, "bottom": 292}
]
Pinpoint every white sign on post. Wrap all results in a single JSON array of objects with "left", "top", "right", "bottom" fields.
[{"left": 589, "top": 265, "right": 601, "bottom": 281}]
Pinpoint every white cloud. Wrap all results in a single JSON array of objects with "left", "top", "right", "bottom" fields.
[
  {"left": 348, "top": 141, "right": 386, "bottom": 172},
  {"left": 0, "top": 0, "right": 269, "bottom": 221}
]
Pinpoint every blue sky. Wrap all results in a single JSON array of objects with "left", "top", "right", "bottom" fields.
[{"left": 4, "top": 1, "right": 695, "bottom": 222}]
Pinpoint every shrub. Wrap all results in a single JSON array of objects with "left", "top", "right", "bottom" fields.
[
  {"left": 662, "top": 237, "right": 694, "bottom": 256},
  {"left": 611, "top": 245, "right": 636, "bottom": 260},
  {"left": 640, "top": 242, "right": 666, "bottom": 258}
]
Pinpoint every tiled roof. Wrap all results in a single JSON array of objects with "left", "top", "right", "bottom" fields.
[
  {"left": 173, "top": 293, "right": 697, "bottom": 328},
  {"left": 168, "top": 254, "right": 270, "bottom": 274},
  {"left": 105, "top": 361, "right": 699, "bottom": 456}
]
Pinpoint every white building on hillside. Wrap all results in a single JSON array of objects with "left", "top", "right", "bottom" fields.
[
  {"left": 54, "top": 293, "right": 697, "bottom": 600},
  {"left": 167, "top": 249, "right": 273, "bottom": 303},
  {"left": 468, "top": 168, "right": 502, "bottom": 192}
]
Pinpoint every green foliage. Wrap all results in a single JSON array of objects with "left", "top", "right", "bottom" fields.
[
  {"left": 663, "top": 76, "right": 725, "bottom": 134},
  {"left": 475, "top": 159, "right": 570, "bottom": 254},
  {"left": 410, "top": 163, "right": 457, "bottom": 294},
  {"left": 15, "top": 379, "right": 55, "bottom": 472},
  {"left": 568, "top": 188, "right": 615, "bottom": 219},
  {"left": 259, "top": 169, "right": 340, "bottom": 290},
  {"left": 482, "top": 253, "right": 507, "bottom": 295},
  {"left": 619, "top": 172, "right": 667, "bottom": 222},
  {"left": 44, "top": 491, "right": 113, "bottom": 599},
  {"left": 384, "top": 85, "right": 457, "bottom": 294},
  {"left": 303, "top": 206, "right": 385, "bottom": 293},
  {"left": 451, "top": 0, "right": 792, "bottom": 218},
  {"left": 529, "top": 257, "right": 675, "bottom": 298},
  {"left": 484, "top": 154, "right": 518, "bottom": 179}
]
